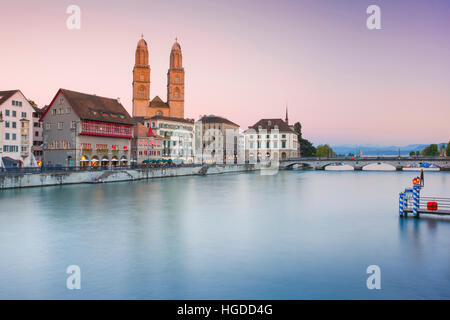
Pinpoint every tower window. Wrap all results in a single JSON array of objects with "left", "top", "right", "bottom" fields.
[{"left": 174, "top": 87, "right": 180, "bottom": 99}]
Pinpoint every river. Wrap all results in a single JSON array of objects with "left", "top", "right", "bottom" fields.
[{"left": 0, "top": 170, "right": 449, "bottom": 299}]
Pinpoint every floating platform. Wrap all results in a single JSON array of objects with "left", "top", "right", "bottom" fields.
[
  {"left": 398, "top": 170, "right": 450, "bottom": 218},
  {"left": 403, "top": 208, "right": 450, "bottom": 216}
]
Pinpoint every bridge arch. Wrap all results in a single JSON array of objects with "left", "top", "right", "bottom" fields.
[
  {"left": 362, "top": 162, "right": 396, "bottom": 171},
  {"left": 283, "top": 162, "right": 315, "bottom": 169}
]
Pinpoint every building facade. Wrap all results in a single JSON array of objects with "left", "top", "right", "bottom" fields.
[
  {"left": 41, "top": 89, "right": 134, "bottom": 167},
  {"left": 0, "top": 90, "right": 36, "bottom": 167},
  {"left": 140, "top": 115, "right": 194, "bottom": 163},
  {"left": 245, "top": 118, "right": 299, "bottom": 162},
  {"left": 132, "top": 36, "right": 185, "bottom": 118},
  {"left": 31, "top": 105, "right": 45, "bottom": 164},
  {"left": 132, "top": 121, "right": 165, "bottom": 164},
  {"left": 194, "top": 115, "right": 240, "bottom": 164}
]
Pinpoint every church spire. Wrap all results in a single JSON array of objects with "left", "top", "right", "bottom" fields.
[
  {"left": 170, "top": 37, "right": 182, "bottom": 69},
  {"left": 133, "top": 35, "right": 151, "bottom": 117},
  {"left": 167, "top": 38, "right": 185, "bottom": 118},
  {"left": 285, "top": 104, "right": 289, "bottom": 125}
]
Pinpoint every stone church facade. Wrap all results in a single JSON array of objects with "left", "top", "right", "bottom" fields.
[{"left": 132, "top": 36, "right": 185, "bottom": 119}]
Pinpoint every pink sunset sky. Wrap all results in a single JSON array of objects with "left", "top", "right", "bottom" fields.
[{"left": 1, "top": 0, "right": 449, "bottom": 145}]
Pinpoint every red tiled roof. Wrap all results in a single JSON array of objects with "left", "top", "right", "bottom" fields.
[{"left": 41, "top": 89, "right": 134, "bottom": 125}]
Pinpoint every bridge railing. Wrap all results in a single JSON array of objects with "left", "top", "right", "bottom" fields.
[{"left": 282, "top": 156, "right": 448, "bottom": 161}]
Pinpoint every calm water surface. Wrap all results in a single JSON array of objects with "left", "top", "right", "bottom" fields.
[{"left": 0, "top": 171, "right": 449, "bottom": 299}]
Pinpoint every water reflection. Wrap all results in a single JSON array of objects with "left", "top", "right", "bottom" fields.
[{"left": 0, "top": 171, "right": 449, "bottom": 299}]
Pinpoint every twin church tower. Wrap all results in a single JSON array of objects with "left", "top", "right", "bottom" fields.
[{"left": 132, "top": 35, "right": 185, "bottom": 118}]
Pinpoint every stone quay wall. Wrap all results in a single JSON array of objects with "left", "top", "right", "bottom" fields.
[{"left": 0, "top": 164, "right": 255, "bottom": 189}]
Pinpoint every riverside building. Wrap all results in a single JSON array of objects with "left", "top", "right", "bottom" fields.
[
  {"left": 40, "top": 89, "right": 134, "bottom": 167},
  {"left": 245, "top": 116, "right": 299, "bottom": 162},
  {"left": 139, "top": 115, "right": 195, "bottom": 163},
  {"left": 0, "top": 90, "right": 36, "bottom": 168},
  {"left": 131, "top": 120, "right": 165, "bottom": 164},
  {"left": 194, "top": 114, "right": 241, "bottom": 164}
]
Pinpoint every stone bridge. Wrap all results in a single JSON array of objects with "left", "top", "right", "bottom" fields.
[{"left": 279, "top": 156, "right": 450, "bottom": 171}]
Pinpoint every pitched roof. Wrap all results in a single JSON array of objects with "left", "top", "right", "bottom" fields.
[
  {"left": 198, "top": 114, "right": 239, "bottom": 127},
  {"left": 150, "top": 96, "right": 169, "bottom": 108},
  {"left": 0, "top": 90, "right": 19, "bottom": 106},
  {"left": 42, "top": 89, "right": 134, "bottom": 125},
  {"left": 247, "top": 118, "right": 295, "bottom": 133},
  {"left": 149, "top": 115, "right": 194, "bottom": 124},
  {"left": 134, "top": 122, "right": 163, "bottom": 138}
]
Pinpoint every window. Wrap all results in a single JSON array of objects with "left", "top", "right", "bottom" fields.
[
  {"left": 12, "top": 100, "right": 15, "bottom": 106},
  {"left": 5, "top": 110, "right": 10, "bottom": 116},
  {"left": 58, "top": 122, "right": 63, "bottom": 130},
  {"left": 5, "top": 133, "right": 10, "bottom": 140},
  {"left": 35, "top": 131, "right": 39, "bottom": 137},
  {"left": 5, "top": 121, "right": 9, "bottom": 128},
  {"left": 266, "top": 141, "right": 270, "bottom": 148},
  {"left": 274, "top": 141, "right": 278, "bottom": 148},
  {"left": 71, "top": 121, "right": 76, "bottom": 129},
  {"left": 282, "top": 134, "right": 286, "bottom": 138},
  {"left": 12, "top": 111, "right": 16, "bottom": 117},
  {"left": 21, "top": 112, "right": 27, "bottom": 118},
  {"left": 12, "top": 133, "right": 16, "bottom": 140},
  {"left": 66, "top": 108, "right": 71, "bottom": 114},
  {"left": 34, "top": 122, "right": 40, "bottom": 127},
  {"left": 282, "top": 141, "right": 286, "bottom": 148},
  {"left": 52, "top": 109, "right": 57, "bottom": 115},
  {"left": 12, "top": 122, "right": 16, "bottom": 128},
  {"left": 46, "top": 123, "right": 51, "bottom": 130}
]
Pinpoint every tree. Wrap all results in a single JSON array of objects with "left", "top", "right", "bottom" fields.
[
  {"left": 415, "top": 151, "right": 420, "bottom": 157},
  {"left": 409, "top": 151, "right": 415, "bottom": 157},
  {"left": 446, "top": 142, "right": 450, "bottom": 157},
  {"left": 293, "top": 122, "right": 316, "bottom": 157},
  {"left": 421, "top": 144, "right": 440, "bottom": 156},
  {"left": 316, "top": 144, "right": 336, "bottom": 158},
  {"left": 439, "top": 143, "right": 446, "bottom": 156}
]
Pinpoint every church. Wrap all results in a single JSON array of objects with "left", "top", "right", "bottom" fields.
[{"left": 132, "top": 35, "right": 185, "bottom": 118}]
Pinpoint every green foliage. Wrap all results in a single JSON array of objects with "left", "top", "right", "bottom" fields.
[
  {"left": 439, "top": 144, "right": 446, "bottom": 156},
  {"left": 316, "top": 144, "right": 336, "bottom": 158},
  {"left": 446, "top": 142, "right": 450, "bottom": 157},
  {"left": 293, "top": 122, "right": 317, "bottom": 157},
  {"left": 415, "top": 151, "right": 420, "bottom": 157},
  {"left": 409, "top": 151, "right": 415, "bottom": 156},
  {"left": 421, "top": 144, "right": 440, "bottom": 156}
]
